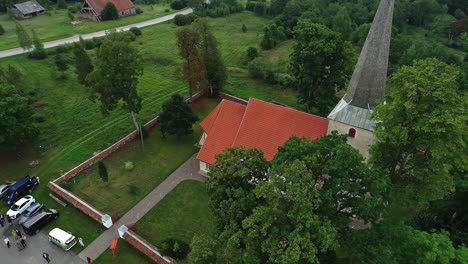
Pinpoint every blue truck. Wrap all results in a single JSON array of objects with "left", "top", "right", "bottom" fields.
[{"left": 2, "top": 176, "right": 39, "bottom": 205}]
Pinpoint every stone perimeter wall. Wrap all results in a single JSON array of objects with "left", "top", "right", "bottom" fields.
[
  {"left": 124, "top": 230, "right": 174, "bottom": 264},
  {"left": 47, "top": 91, "right": 206, "bottom": 263}
]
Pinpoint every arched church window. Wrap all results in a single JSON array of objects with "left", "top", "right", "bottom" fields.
[{"left": 348, "top": 128, "right": 356, "bottom": 138}]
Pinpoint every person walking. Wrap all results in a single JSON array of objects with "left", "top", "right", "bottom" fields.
[
  {"left": 42, "top": 252, "right": 50, "bottom": 263},
  {"left": 16, "top": 229, "right": 23, "bottom": 237},
  {"left": 0, "top": 214, "right": 4, "bottom": 227},
  {"left": 20, "top": 237, "right": 27, "bottom": 248},
  {"left": 4, "top": 237, "right": 10, "bottom": 248},
  {"left": 11, "top": 230, "right": 18, "bottom": 240},
  {"left": 87, "top": 257, "right": 92, "bottom": 263},
  {"left": 6, "top": 216, "right": 11, "bottom": 225},
  {"left": 21, "top": 234, "right": 27, "bottom": 242}
]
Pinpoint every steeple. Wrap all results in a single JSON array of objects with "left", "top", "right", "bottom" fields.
[
  {"left": 343, "top": 0, "right": 394, "bottom": 109},
  {"left": 328, "top": 0, "right": 394, "bottom": 131}
]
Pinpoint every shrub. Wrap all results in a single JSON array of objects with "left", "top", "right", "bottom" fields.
[
  {"left": 67, "top": 11, "right": 75, "bottom": 21},
  {"left": 136, "top": 7, "right": 143, "bottom": 14},
  {"left": 126, "top": 183, "right": 139, "bottom": 195},
  {"left": 61, "top": 181, "right": 74, "bottom": 191},
  {"left": 248, "top": 59, "right": 264, "bottom": 79},
  {"left": 242, "top": 23, "right": 247, "bottom": 33},
  {"left": 129, "top": 27, "right": 142, "bottom": 36},
  {"left": 84, "top": 39, "right": 96, "bottom": 49},
  {"left": 0, "top": 25, "right": 4, "bottom": 35},
  {"left": 33, "top": 114, "right": 45, "bottom": 123},
  {"left": 67, "top": 3, "right": 81, "bottom": 13},
  {"left": 174, "top": 14, "right": 192, "bottom": 26},
  {"left": 265, "top": 69, "right": 278, "bottom": 84},
  {"left": 98, "top": 161, "right": 108, "bottom": 182},
  {"left": 125, "top": 161, "right": 134, "bottom": 170},
  {"left": 246, "top": 46, "right": 258, "bottom": 61},
  {"left": 165, "top": 9, "right": 170, "bottom": 13},
  {"left": 159, "top": 238, "right": 190, "bottom": 260},
  {"left": 170, "top": 0, "right": 187, "bottom": 10},
  {"left": 101, "top": 2, "right": 119, "bottom": 21}
]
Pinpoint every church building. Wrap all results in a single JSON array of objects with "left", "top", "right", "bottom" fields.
[{"left": 196, "top": 0, "right": 394, "bottom": 173}]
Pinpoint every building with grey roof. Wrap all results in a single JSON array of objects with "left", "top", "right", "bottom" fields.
[
  {"left": 13, "top": 0, "right": 45, "bottom": 19},
  {"left": 327, "top": 0, "right": 394, "bottom": 157}
]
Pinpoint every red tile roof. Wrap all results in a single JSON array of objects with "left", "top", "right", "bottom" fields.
[
  {"left": 85, "top": 0, "right": 135, "bottom": 15},
  {"left": 197, "top": 98, "right": 329, "bottom": 165},
  {"left": 197, "top": 100, "right": 247, "bottom": 165}
]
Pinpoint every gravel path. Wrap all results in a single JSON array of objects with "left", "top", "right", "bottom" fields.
[
  {"left": 0, "top": 9, "right": 193, "bottom": 59},
  {"left": 77, "top": 154, "right": 204, "bottom": 262}
]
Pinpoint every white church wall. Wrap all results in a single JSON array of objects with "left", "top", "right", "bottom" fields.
[{"left": 327, "top": 120, "right": 376, "bottom": 159}]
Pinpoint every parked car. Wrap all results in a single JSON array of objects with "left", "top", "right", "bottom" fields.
[
  {"left": 3, "top": 176, "right": 39, "bottom": 205},
  {"left": 17, "top": 202, "right": 44, "bottom": 224},
  {"left": 48, "top": 228, "right": 77, "bottom": 251},
  {"left": 6, "top": 195, "right": 35, "bottom": 219},
  {"left": 0, "top": 181, "right": 15, "bottom": 198},
  {"left": 22, "top": 209, "right": 59, "bottom": 236}
]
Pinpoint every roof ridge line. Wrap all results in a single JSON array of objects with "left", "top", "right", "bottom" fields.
[{"left": 231, "top": 98, "right": 252, "bottom": 147}]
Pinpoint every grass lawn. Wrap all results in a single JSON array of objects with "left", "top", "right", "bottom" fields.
[
  {"left": 94, "top": 180, "right": 217, "bottom": 264},
  {"left": 0, "top": 11, "right": 295, "bottom": 253},
  {"left": 62, "top": 97, "right": 220, "bottom": 215},
  {"left": 0, "top": 3, "right": 180, "bottom": 51}
]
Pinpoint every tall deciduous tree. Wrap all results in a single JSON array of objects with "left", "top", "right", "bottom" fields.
[
  {"left": 370, "top": 58, "right": 467, "bottom": 207},
  {"left": 54, "top": 54, "right": 69, "bottom": 78},
  {"left": 29, "top": 30, "right": 47, "bottom": 59},
  {"left": 194, "top": 18, "right": 227, "bottom": 97},
  {"left": 158, "top": 94, "right": 198, "bottom": 138},
  {"left": 15, "top": 23, "right": 32, "bottom": 51},
  {"left": 289, "top": 20, "right": 354, "bottom": 115},
  {"left": 176, "top": 27, "right": 207, "bottom": 102},
  {"left": 87, "top": 31, "right": 143, "bottom": 133},
  {"left": 73, "top": 43, "right": 93, "bottom": 85},
  {"left": 0, "top": 84, "right": 38, "bottom": 151},
  {"left": 273, "top": 133, "right": 389, "bottom": 236},
  {"left": 347, "top": 222, "right": 468, "bottom": 264}
]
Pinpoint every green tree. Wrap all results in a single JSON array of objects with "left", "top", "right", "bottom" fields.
[
  {"left": 270, "top": 0, "right": 288, "bottom": 16},
  {"left": 289, "top": 20, "right": 354, "bottom": 115},
  {"left": 206, "top": 147, "right": 269, "bottom": 231},
  {"left": 57, "top": 0, "right": 67, "bottom": 9},
  {"left": 241, "top": 23, "right": 247, "bottom": 33},
  {"left": 158, "top": 94, "right": 199, "bottom": 138},
  {"left": 98, "top": 161, "right": 108, "bottom": 182},
  {"left": 73, "top": 43, "right": 93, "bottom": 85},
  {"left": 29, "top": 30, "right": 47, "bottom": 59},
  {"left": 188, "top": 235, "right": 219, "bottom": 264},
  {"left": 350, "top": 23, "right": 371, "bottom": 47},
  {"left": 67, "top": 11, "right": 75, "bottom": 21},
  {"left": 332, "top": 7, "right": 354, "bottom": 40},
  {"left": 0, "top": 84, "right": 38, "bottom": 151},
  {"left": 87, "top": 31, "right": 143, "bottom": 134},
  {"left": 15, "top": 23, "right": 32, "bottom": 51},
  {"left": 176, "top": 27, "right": 207, "bottom": 102},
  {"left": 242, "top": 160, "right": 339, "bottom": 263},
  {"left": 54, "top": 54, "right": 69, "bottom": 78},
  {"left": 101, "top": 2, "right": 119, "bottom": 21},
  {"left": 273, "top": 133, "right": 390, "bottom": 236},
  {"left": 246, "top": 46, "right": 258, "bottom": 61},
  {"left": 370, "top": 58, "right": 467, "bottom": 208},
  {"left": 0, "top": 24, "right": 5, "bottom": 35},
  {"left": 194, "top": 18, "right": 227, "bottom": 97},
  {"left": 348, "top": 222, "right": 468, "bottom": 264}
]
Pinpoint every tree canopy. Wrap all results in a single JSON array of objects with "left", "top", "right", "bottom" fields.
[
  {"left": 101, "top": 2, "right": 119, "bottom": 21},
  {"left": 289, "top": 20, "right": 354, "bottom": 115},
  {"left": 176, "top": 27, "right": 207, "bottom": 102},
  {"left": 158, "top": 94, "right": 198, "bottom": 138},
  {"left": 0, "top": 84, "right": 38, "bottom": 151},
  {"left": 73, "top": 43, "right": 94, "bottom": 85},
  {"left": 87, "top": 31, "right": 143, "bottom": 115},
  {"left": 370, "top": 58, "right": 467, "bottom": 207}
]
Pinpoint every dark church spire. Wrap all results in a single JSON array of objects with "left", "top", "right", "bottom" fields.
[
  {"left": 342, "top": 0, "right": 394, "bottom": 109},
  {"left": 328, "top": 0, "right": 394, "bottom": 131}
]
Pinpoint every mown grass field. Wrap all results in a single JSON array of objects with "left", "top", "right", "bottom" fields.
[
  {"left": 0, "top": 3, "right": 179, "bottom": 51},
  {"left": 94, "top": 180, "right": 216, "bottom": 264},
  {"left": 65, "top": 97, "right": 220, "bottom": 215},
  {"left": 0, "top": 11, "right": 296, "bottom": 254}
]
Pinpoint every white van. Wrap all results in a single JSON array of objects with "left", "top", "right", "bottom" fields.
[{"left": 48, "top": 228, "right": 77, "bottom": 251}]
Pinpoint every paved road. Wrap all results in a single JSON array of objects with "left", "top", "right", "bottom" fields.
[
  {"left": 1, "top": 222, "right": 84, "bottom": 263},
  {"left": 78, "top": 154, "right": 205, "bottom": 262},
  {"left": 0, "top": 8, "right": 193, "bottom": 59}
]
